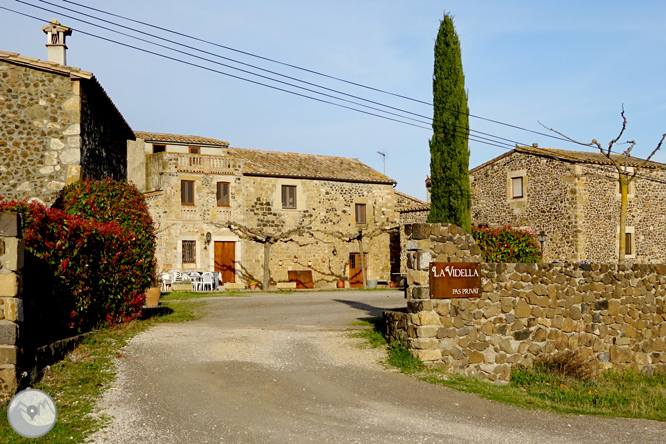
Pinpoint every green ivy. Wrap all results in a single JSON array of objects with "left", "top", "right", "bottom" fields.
[{"left": 471, "top": 225, "right": 542, "bottom": 263}]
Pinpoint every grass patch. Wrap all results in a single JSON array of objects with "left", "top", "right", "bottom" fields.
[
  {"left": 0, "top": 300, "right": 205, "bottom": 443},
  {"left": 348, "top": 317, "right": 387, "bottom": 348}
]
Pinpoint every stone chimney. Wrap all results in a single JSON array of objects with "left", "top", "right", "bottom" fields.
[{"left": 41, "top": 19, "right": 72, "bottom": 66}]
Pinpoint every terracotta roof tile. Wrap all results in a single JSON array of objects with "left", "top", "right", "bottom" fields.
[
  {"left": 515, "top": 145, "right": 666, "bottom": 169},
  {"left": 395, "top": 190, "right": 430, "bottom": 212},
  {"left": 0, "top": 50, "right": 93, "bottom": 79},
  {"left": 229, "top": 147, "right": 396, "bottom": 184},
  {"left": 134, "top": 131, "right": 229, "bottom": 147}
]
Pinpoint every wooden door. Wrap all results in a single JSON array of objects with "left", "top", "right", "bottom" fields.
[
  {"left": 214, "top": 241, "right": 235, "bottom": 283},
  {"left": 349, "top": 253, "right": 367, "bottom": 288},
  {"left": 288, "top": 270, "right": 314, "bottom": 289}
]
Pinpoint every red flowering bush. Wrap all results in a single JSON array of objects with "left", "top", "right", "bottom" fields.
[
  {"left": 471, "top": 225, "right": 541, "bottom": 263},
  {"left": 1, "top": 180, "right": 156, "bottom": 336}
]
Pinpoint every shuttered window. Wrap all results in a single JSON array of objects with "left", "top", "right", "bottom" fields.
[
  {"left": 512, "top": 177, "right": 523, "bottom": 199},
  {"left": 181, "top": 180, "right": 195, "bottom": 205},
  {"left": 217, "top": 182, "right": 230, "bottom": 207},
  {"left": 182, "top": 240, "right": 196, "bottom": 264},
  {"left": 355, "top": 203, "right": 367, "bottom": 224},
  {"left": 282, "top": 185, "right": 296, "bottom": 209}
]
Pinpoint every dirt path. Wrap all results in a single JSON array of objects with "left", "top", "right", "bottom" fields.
[{"left": 91, "top": 291, "right": 666, "bottom": 443}]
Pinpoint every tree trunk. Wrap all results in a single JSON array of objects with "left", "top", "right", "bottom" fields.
[
  {"left": 357, "top": 238, "right": 367, "bottom": 289},
  {"left": 263, "top": 242, "right": 271, "bottom": 290}
]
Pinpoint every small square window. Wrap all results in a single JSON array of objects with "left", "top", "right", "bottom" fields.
[
  {"left": 181, "top": 180, "right": 195, "bottom": 205},
  {"left": 182, "top": 240, "right": 196, "bottom": 264},
  {"left": 189, "top": 147, "right": 200, "bottom": 154},
  {"left": 217, "top": 182, "right": 230, "bottom": 207},
  {"left": 512, "top": 177, "right": 524, "bottom": 199},
  {"left": 355, "top": 203, "right": 367, "bottom": 224},
  {"left": 282, "top": 185, "right": 296, "bottom": 209},
  {"left": 153, "top": 144, "right": 166, "bottom": 153}
]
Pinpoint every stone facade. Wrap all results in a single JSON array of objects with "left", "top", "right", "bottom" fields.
[
  {"left": 0, "top": 51, "right": 133, "bottom": 205},
  {"left": 470, "top": 145, "right": 666, "bottom": 263},
  {"left": 387, "top": 223, "right": 666, "bottom": 382},
  {"left": 0, "top": 212, "right": 24, "bottom": 394},
  {"left": 138, "top": 132, "right": 399, "bottom": 288}
]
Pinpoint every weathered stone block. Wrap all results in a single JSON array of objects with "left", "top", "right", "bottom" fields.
[
  {"left": 0, "top": 238, "right": 23, "bottom": 271},
  {"left": 413, "top": 349, "right": 442, "bottom": 362},
  {"left": 514, "top": 299, "right": 531, "bottom": 318},
  {"left": 416, "top": 250, "right": 432, "bottom": 271},
  {"left": 0, "top": 321, "right": 17, "bottom": 345},
  {"left": 2, "top": 298, "right": 23, "bottom": 322},
  {"left": 0, "top": 366, "right": 17, "bottom": 393},
  {"left": 414, "top": 312, "right": 441, "bottom": 326},
  {"left": 0, "top": 213, "right": 21, "bottom": 237},
  {"left": 468, "top": 351, "right": 485, "bottom": 364},
  {"left": 416, "top": 325, "right": 439, "bottom": 338},
  {"left": 411, "top": 286, "right": 430, "bottom": 300},
  {"left": 0, "top": 274, "right": 19, "bottom": 297},
  {"left": 0, "top": 345, "right": 17, "bottom": 365}
]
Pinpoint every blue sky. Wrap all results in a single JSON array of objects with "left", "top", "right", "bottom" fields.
[{"left": 3, "top": 0, "right": 666, "bottom": 200}]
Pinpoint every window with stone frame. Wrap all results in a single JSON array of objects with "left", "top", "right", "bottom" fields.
[
  {"left": 511, "top": 176, "right": 524, "bottom": 199},
  {"left": 217, "top": 182, "right": 230, "bottom": 207},
  {"left": 355, "top": 203, "right": 367, "bottom": 224},
  {"left": 182, "top": 240, "right": 196, "bottom": 264},
  {"left": 625, "top": 232, "right": 633, "bottom": 256},
  {"left": 181, "top": 180, "right": 195, "bottom": 205},
  {"left": 281, "top": 185, "right": 296, "bottom": 209}
]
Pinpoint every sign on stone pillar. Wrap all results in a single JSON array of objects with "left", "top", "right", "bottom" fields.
[{"left": 429, "top": 262, "right": 481, "bottom": 299}]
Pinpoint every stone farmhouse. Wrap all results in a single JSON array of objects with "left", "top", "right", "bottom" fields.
[
  {"left": 129, "top": 132, "right": 400, "bottom": 288},
  {"left": 0, "top": 20, "right": 134, "bottom": 206},
  {"left": 1, "top": 21, "right": 414, "bottom": 289},
  {"left": 469, "top": 145, "right": 666, "bottom": 263}
]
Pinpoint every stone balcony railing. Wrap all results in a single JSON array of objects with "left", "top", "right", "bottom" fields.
[{"left": 176, "top": 154, "right": 241, "bottom": 175}]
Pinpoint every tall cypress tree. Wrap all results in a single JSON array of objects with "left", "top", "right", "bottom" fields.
[{"left": 427, "top": 13, "right": 471, "bottom": 232}]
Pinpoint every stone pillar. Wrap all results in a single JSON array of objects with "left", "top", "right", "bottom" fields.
[
  {"left": 0, "top": 212, "right": 24, "bottom": 394},
  {"left": 403, "top": 223, "right": 483, "bottom": 364}
]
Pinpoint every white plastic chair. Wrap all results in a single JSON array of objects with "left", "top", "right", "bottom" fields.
[
  {"left": 201, "top": 272, "right": 214, "bottom": 291},
  {"left": 160, "top": 273, "right": 172, "bottom": 292},
  {"left": 189, "top": 272, "right": 202, "bottom": 291},
  {"left": 171, "top": 270, "right": 183, "bottom": 283}
]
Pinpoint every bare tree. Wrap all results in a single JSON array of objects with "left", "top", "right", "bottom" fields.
[
  {"left": 214, "top": 215, "right": 316, "bottom": 290},
  {"left": 318, "top": 224, "right": 399, "bottom": 288},
  {"left": 541, "top": 109, "right": 666, "bottom": 263}
]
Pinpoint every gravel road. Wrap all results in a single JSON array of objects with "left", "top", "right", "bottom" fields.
[{"left": 90, "top": 290, "right": 666, "bottom": 443}]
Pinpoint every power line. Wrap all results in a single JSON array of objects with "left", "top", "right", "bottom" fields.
[
  {"left": 44, "top": 0, "right": 576, "bottom": 145},
  {"left": 13, "top": 0, "right": 533, "bottom": 148},
  {"left": 5, "top": 2, "right": 664, "bottom": 185}
]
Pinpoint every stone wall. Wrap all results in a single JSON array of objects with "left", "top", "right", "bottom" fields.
[
  {"left": 0, "top": 61, "right": 80, "bottom": 204},
  {"left": 79, "top": 78, "right": 133, "bottom": 182},
  {"left": 0, "top": 60, "right": 133, "bottom": 206},
  {"left": 388, "top": 223, "right": 666, "bottom": 382},
  {"left": 0, "top": 212, "right": 24, "bottom": 394},
  {"left": 470, "top": 150, "right": 666, "bottom": 264}
]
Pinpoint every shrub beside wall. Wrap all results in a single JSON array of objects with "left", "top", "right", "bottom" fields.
[
  {"left": 0, "top": 180, "right": 156, "bottom": 339},
  {"left": 471, "top": 225, "right": 541, "bottom": 263}
]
